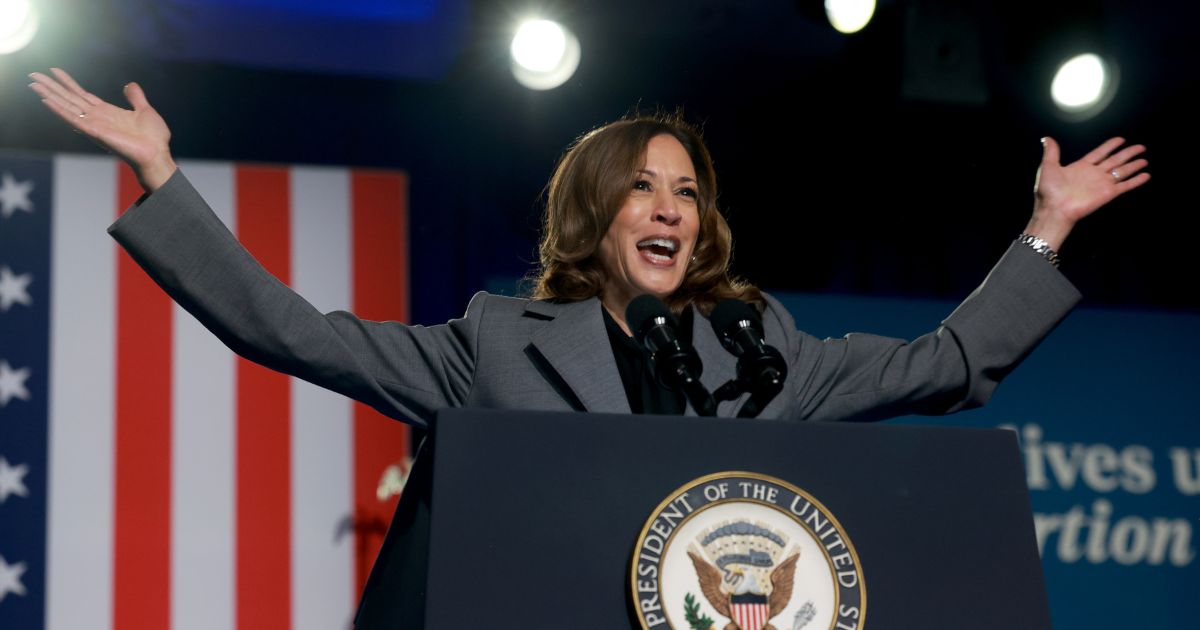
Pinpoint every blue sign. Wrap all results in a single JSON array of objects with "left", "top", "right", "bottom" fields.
[{"left": 774, "top": 289, "right": 1198, "bottom": 629}]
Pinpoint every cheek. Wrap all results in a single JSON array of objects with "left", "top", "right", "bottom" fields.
[
  {"left": 596, "top": 231, "right": 625, "bottom": 276},
  {"left": 600, "top": 211, "right": 638, "bottom": 258},
  {"left": 685, "top": 214, "right": 702, "bottom": 252}
]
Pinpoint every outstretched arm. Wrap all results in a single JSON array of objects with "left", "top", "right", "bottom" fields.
[
  {"left": 787, "top": 136, "right": 1150, "bottom": 422},
  {"left": 29, "top": 67, "right": 177, "bottom": 192},
  {"left": 29, "top": 68, "right": 478, "bottom": 426},
  {"left": 1026, "top": 136, "right": 1150, "bottom": 250}
]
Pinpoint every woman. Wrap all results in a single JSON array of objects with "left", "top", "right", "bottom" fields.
[{"left": 29, "top": 68, "right": 1147, "bottom": 624}]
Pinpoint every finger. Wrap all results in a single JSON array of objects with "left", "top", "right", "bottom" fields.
[
  {"left": 29, "top": 71, "right": 90, "bottom": 113},
  {"left": 1109, "top": 159, "right": 1149, "bottom": 182},
  {"left": 1113, "top": 158, "right": 1149, "bottom": 180},
  {"left": 1100, "top": 144, "right": 1146, "bottom": 170},
  {"left": 1041, "top": 136, "right": 1060, "bottom": 166},
  {"left": 49, "top": 67, "right": 102, "bottom": 106},
  {"left": 38, "top": 95, "right": 91, "bottom": 131},
  {"left": 123, "top": 82, "right": 151, "bottom": 111},
  {"left": 1116, "top": 172, "right": 1150, "bottom": 194},
  {"left": 29, "top": 81, "right": 86, "bottom": 118},
  {"left": 1082, "top": 137, "right": 1126, "bottom": 165}
]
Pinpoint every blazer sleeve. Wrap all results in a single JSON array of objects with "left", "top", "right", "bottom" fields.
[
  {"left": 774, "top": 243, "right": 1082, "bottom": 423},
  {"left": 107, "top": 169, "right": 479, "bottom": 427}
]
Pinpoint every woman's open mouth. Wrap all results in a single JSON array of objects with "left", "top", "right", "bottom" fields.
[{"left": 636, "top": 237, "right": 680, "bottom": 264}]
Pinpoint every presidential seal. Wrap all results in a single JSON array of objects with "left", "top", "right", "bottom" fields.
[{"left": 631, "top": 472, "right": 866, "bottom": 630}]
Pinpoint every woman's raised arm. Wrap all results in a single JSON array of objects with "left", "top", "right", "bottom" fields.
[{"left": 29, "top": 67, "right": 177, "bottom": 192}]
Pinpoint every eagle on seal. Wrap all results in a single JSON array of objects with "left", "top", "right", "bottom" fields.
[{"left": 687, "top": 550, "right": 800, "bottom": 630}]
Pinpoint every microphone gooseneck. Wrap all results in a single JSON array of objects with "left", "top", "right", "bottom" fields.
[
  {"left": 709, "top": 299, "right": 788, "bottom": 418},
  {"left": 625, "top": 295, "right": 717, "bottom": 416}
]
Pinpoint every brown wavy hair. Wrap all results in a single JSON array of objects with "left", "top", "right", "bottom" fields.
[{"left": 531, "top": 112, "right": 762, "bottom": 315}]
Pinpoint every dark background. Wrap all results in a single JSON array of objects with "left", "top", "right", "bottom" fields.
[{"left": 2, "top": 0, "right": 1195, "bottom": 325}]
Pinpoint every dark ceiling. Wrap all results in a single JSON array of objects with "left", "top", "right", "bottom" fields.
[{"left": 3, "top": 0, "right": 1197, "bottom": 323}]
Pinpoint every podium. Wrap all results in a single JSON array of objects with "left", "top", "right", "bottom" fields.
[{"left": 365, "top": 409, "right": 1052, "bottom": 629}]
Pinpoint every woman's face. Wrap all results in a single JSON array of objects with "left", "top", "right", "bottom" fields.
[{"left": 597, "top": 134, "right": 700, "bottom": 313}]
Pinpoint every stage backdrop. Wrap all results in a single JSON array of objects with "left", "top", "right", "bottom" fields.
[
  {"left": 774, "top": 290, "right": 1198, "bottom": 630},
  {"left": 0, "top": 152, "right": 413, "bottom": 630}
]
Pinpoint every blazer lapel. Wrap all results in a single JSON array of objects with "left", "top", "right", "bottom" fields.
[
  {"left": 526, "top": 298, "right": 631, "bottom": 415},
  {"left": 689, "top": 306, "right": 747, "bottom": 417}
]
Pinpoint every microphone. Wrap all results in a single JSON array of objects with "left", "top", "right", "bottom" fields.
[
  {"left": 709, "top": 299, "right": 788, "bottom": 418},
  {"left": 625, "top": 295, "right": 717, "bottom": 416}
]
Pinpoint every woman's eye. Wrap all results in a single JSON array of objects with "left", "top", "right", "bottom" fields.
[
  {"left": 633, "top": 180, "right": 651, "bottom": 191},
  {"left": 678, "top": 187, "right": 698, "bottom": 198}
]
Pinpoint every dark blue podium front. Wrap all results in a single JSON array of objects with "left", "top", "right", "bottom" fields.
[{"left": 415, "top": 409, "right": 1051, "bottom": 629}]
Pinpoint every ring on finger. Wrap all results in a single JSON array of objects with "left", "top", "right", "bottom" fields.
[
  {"left": 77, "top": 112, "right": 86, "bottom": 118},
  {"left": 1110, "top": 168, "right": 1120, "bottom": 181}
]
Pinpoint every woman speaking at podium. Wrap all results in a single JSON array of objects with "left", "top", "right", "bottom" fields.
[{"left": 30, "top": 67, "right": 1148, "bottom": 624}]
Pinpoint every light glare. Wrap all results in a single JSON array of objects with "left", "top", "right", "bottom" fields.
[
  {"left": 825, "top": 0, "right": 876, "bottom": 34},
  {"left": 510, "top": 19, "right": 580, "bottom": 91},
  {"left": 1051, "top": 53, "right": 1107, "bottom": 110},
  {"left": 0, "top": 0, "right": 38, "bottom": 55},
  {"left": 512, "top": 20, "right": 567, "bottom": 73}
]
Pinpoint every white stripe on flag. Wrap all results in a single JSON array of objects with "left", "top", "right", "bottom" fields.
[
  {"left": 40, "top": 156, "right": 392, "bottom": 630},
  {"left": 46, "top": 155, "right": 117, "bottom": 630},
  {"left": 290, "top": 167, "right": 356, "bottom": 630},
  {"left": 171, "top": 161, "right": 237, "bottom": 630}
]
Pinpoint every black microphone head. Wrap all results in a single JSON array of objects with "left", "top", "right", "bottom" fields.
[
  {"left": 710, "top": 299, "right": 763, "bottom": 346},
  {"left": 625, "top": 294, "right": 677, "bottom": 346}
]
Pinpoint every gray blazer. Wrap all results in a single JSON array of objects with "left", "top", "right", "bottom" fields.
[
  {"left": 109, "top": 170, "right": 1081, "bottom": 628},
  {"left": 110, "top": 170, "right": 1081, "bottom": 426}
]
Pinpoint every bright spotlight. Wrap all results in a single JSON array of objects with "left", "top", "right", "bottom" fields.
[
  {"left": 1051, "top": 53, "right": 1117, "bottom": 120},
  {"left": 825, "top": 0, "right": 876, "bottom": 34},
  {"left": 510, "top": 19, "right": 580, "bottom": 90},
  {"left": 0, "top": 0, "right": 38, "bottom": 55}
]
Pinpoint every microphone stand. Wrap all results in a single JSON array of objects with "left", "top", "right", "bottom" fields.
[
  {"left": 709, "top": 300, "right": 787, "bottom": 419},
  {"left": 648, "top": 328, "right": 717, "bottom": 416},
  {"left": 626, "top": 295, "right": 717, "bottom": 417},
  {"left": 680, "top": 371, "right": 717, "bottom": 417},
  {"left": 712, "top": 375, "right": 778, "bottom": 418}
]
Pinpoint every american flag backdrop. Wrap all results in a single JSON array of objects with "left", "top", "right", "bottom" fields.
[{"left": 0, "top": 152, "right": 413, "bottom": 630}]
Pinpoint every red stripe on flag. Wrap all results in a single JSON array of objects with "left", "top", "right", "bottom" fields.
[
  {"left": 113, "top": 164, "right": 173, "bottom": 629},
  {"left": 350, "top": 171, "right": 411, "bottom": 594},
  {"left": 235, "top": 166, "right": 292, "bottom": 630}
]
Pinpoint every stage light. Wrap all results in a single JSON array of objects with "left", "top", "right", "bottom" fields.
[
  {"left": 510, "top": 19, "right": 580, "bottom": 90},
  {"left": 1050, "top": 52, "right": 1117, "bottom": 120},
  {"left": 0, "top": 0, "right": 38, "bottom": 55},
  {"left": 825, "top": 0, "right": 875, "bottom": 34},
  {"left": 512, "top": 20, "right": 566, "bottom": 73}
]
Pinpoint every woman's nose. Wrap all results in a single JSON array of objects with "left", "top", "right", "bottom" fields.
[{"left": 653, "top": 190, "right": 682, "bottom": 225}]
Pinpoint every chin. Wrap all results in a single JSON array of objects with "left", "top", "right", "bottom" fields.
[{"left": 635, "top": 277, "right": 685, "bottom": 301}]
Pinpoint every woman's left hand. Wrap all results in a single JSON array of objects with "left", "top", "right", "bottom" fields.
[{"left": 1026, "top": 136, "right": 1150, "bottom": 250}]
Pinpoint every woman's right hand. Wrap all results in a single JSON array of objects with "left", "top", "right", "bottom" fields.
[{"left": 29, "top": 68, "right": 177, "bottom": 193}]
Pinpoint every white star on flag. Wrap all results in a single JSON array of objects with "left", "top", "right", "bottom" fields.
[
  {"left": 0, "top": 457, "right": 29, "bottom": 503},
  {"left": 0, "top": 360, "right": 31, "bottom": 407},
  {"left": 0, "top": 172, "right": 34, "bottom": 220},
  {"left": 0, "top": 266, "right": 33, "bottom": 312},
  {"left": 0, "top": 555, "right": 27, "bottom": 603}
]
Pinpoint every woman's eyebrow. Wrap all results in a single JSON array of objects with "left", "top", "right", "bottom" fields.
[{"left": 637, "top": 168, "right": 696, "bottom": 184}]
